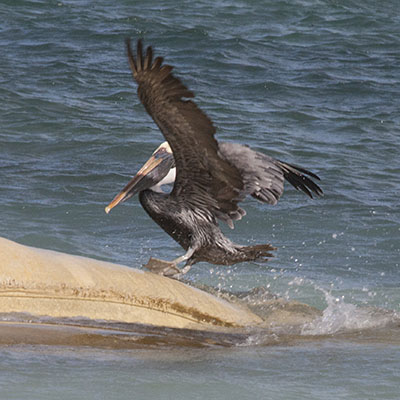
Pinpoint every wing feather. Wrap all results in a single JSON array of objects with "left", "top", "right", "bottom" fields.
[
  {"left": 218, "top": 142, "right": 323, "bottom": 204},
  {"left": 126, "top": 39, "right": 243, "bottom": 226}
]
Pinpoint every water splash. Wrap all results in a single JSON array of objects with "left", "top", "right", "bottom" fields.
[{"left": 301, "top": 287, "right": 398, "bottom": 335}]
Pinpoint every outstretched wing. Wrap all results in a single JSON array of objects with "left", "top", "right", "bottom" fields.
[
  {"left": 126, "top": 39, "right": 244, "bottom": 227},
  {"left": 218, "top": 142, "right": 323, "bottom": 205}
]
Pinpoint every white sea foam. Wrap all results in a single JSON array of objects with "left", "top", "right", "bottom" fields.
[{"left": 301, "top": 287, "right": 398, "bottom": 335}]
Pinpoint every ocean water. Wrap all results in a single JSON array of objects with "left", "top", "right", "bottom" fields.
[{"left": 1, "top": 0, "right": 400, "bottom": 399}]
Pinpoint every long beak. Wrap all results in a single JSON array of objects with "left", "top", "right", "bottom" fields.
[{"left": 105, "top": 154, "right": 164, "bottom": 214}]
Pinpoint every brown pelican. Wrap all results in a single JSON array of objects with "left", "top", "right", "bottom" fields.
[{"left": 105, "top": 39, "right": 323, "bottom": 277}]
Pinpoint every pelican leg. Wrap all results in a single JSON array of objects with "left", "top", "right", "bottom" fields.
[
  {"left": 171, "top": 247, "right": 195, "bottom": 265},
  {"left": 143, "top": 247, "right": 195, "bottom": 278}
]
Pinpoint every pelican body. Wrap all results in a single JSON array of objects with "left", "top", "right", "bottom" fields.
[{"left": 106, "top": 40, "right": 323, "bottom": 277}]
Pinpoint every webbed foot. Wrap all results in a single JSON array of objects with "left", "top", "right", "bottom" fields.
[
  {"left": 143, "top": 248, "right": 195, "bottom": 278},
  {"left": 144, "top": 257, "right": 182, "bottom": 278}
]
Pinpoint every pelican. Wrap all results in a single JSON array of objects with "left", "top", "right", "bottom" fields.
[{"left": 106, "top": 39, "right": 323, "bottom": 277}]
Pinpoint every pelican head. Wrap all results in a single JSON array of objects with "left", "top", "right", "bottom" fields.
[{"left": 105, "top": 141, "right": 175, "bottom": 214}]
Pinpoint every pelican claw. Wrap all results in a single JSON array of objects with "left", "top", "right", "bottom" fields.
[{"left": 144, "top": 257, "right": 182, "bottom": 277}]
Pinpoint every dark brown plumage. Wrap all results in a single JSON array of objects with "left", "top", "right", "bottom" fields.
[
  {"left": 126, "top": 38, "right": 246, "bottom": 227},
  {"left": 106, "top": 39, "right": 323, "bottom": 277}
]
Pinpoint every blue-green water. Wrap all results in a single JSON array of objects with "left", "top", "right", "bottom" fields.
[{"left": 1, "top": 0, "right": 399, "bottom": 399}]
